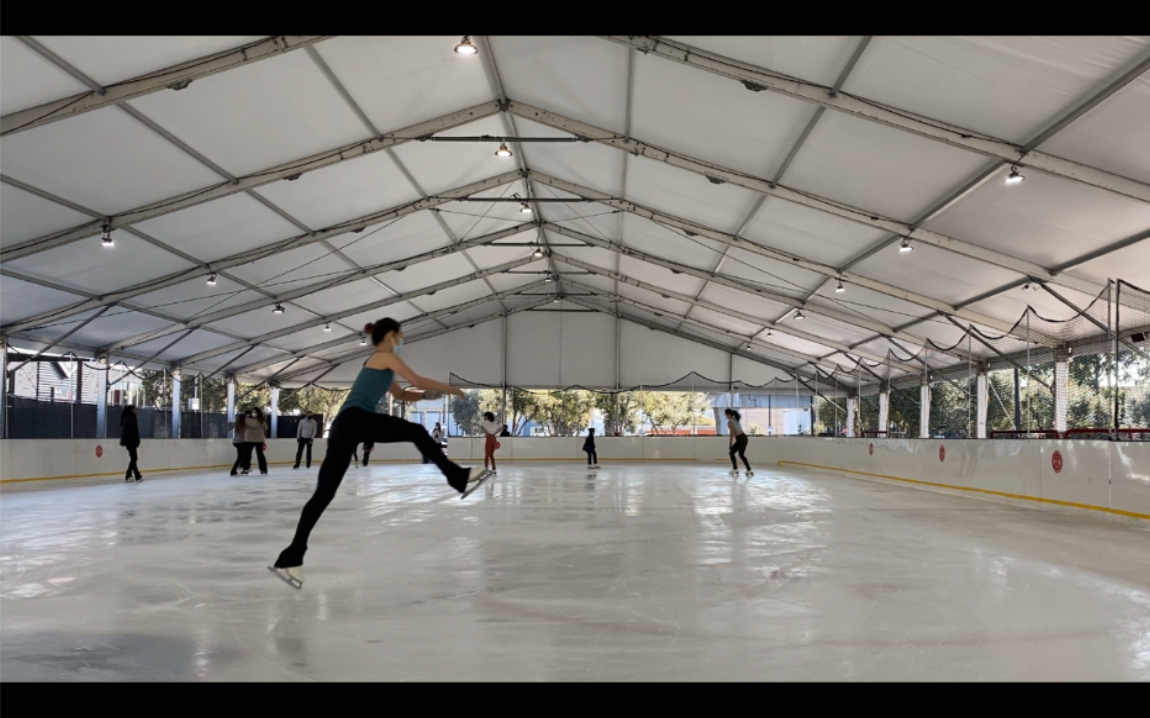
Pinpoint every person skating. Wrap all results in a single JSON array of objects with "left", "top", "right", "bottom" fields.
[
  {"left": 583, "top": 427, "right": 598, "bottom": 469},
  {"left": 294, "top": 414, "right": 318, "bottom": 469},
  {"left": 480, "top": 411, "right": 501, "bottom": 474},
  {"left": 242, "top": 408, "right": 269, "bottom": 475},
  {"left": 229, "top": 418, "right": 245, "bottom": 476},
  {"left": 726, "top": 408, "right": 753, "bottom": 477},
  {"left": 271, "top": 318, "right": 483, "bottom": 589},
  {"left": 120, "top": 405, "right": 143, "bottom": 482}
]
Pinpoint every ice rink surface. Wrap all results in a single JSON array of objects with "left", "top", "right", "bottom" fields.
[{"left": 2, "top": 461, "right": 1149, "bottom": 682}]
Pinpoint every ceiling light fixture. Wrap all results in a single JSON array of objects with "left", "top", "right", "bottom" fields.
[
  {"left": 454, "top": 36, "right": 478, "bottom": 56},
  {"left": 899, "top": 237, "right": 913, "bottom": 253},
  {"left": 272, "top": 304, "right": 285, "bottom": 314},
  {"left": 101, "top": 227, "right": 114, "bottom": 249},
  {"left": 533, "top": 245, "right": 543, "bottom": 258},
  {"left": 495, "top": 142, "right": 512, "bottom": 158},
  {"left": 794, "top": 310, "right": 805, "bottom": 320},
  {"left": 835, "top": 279, "right": 845, "bottom": 293},
  {"left": 360, "top": 335, "right": 367, "bottom": 346},
  {"left": 1004, "top": 166, "right": 1025, "bottom": 185},
  {"left": 206, "top": 273, "right": 217, "bottom": 286},
  {"left": 324, "top": 322, "right": 332, "bottom": 332}
]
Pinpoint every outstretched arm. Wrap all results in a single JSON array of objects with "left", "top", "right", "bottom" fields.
[{"left": 390, "top": 356, "right": 464, "bottom": 397}]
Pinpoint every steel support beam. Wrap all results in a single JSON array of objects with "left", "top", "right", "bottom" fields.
[
  {"left": 544, "top": 222, "right": 973, "bottom": 360},
  {"left": 274, "top": 298, "right": 553, "bottom": 383},
  {"left": 2, "top": 171, "right": 523, "bottom": 336},
  {"left": 529, "top": 171, "right": 1059, "bottom": 345},
  {"left": 601, "top": 36, "right": 1150, "bottom": 203},
  {"left": 976, "top": 366, "right": 988, "bottom": 439},
  {"left": 509, "top": 105, "right": 1116, "bottom": 301},
  {"left": 561, "top": 278, "right": 825, "bottom": 371},
  {"left": 227, "top": 279, "right": 550, "bottom": 377},
  {"left": 171, "top": 369, "right": 182, "bottom": 439},
  {"left": 2, "top": 36, "right": 331, "bottom": 137},
  {"left": 178, "top": 256, "right": 539, "bottom": 366},
  {"left": 1, "top": 101, "right": 504, "bottom": 261},
  {"left": 567, "top": 294, "right": 819, "bottom": 383},
  {"left": 94, "top": 354, "right": 108, "bottom": 440},
  {"left": 103, "top": 221, "right": 534, "bottom": 352},
  {"left": 554, "top": 251, "right": 918, "bottom": 371},
  {"left": 270, "top": 386, "right": 280, "bottom": 439},
  {"left": 919, "top": 378, "right": 931, "bottom": 438}
]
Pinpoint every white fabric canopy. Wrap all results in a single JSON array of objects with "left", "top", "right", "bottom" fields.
[{"left": 2, "top": 35, "right": 1148, "bottom": 389}]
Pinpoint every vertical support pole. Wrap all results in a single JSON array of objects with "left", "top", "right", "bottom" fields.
[
  {"left": 171, "top": 368, "right": 182, "bottom": 439},
  {"left": 502, "top": 312, "right": 509, "bottom": 425},
  {"left": 0, "top": 338, "right": 6, "bottom": 439},
  {"left": 1054, "top": 346, "right": 1070, "bottom": 435},
  {"left": 845, "top": 394, "right": 857, "bottom": 437},
  {"left": 1113, "top": 280, "right": 1121, "bottom": 432},
  {"left": 1013, "top": 367, "right": 1022, "bottom": 431},
  {"left": 95, "top": 354, "right": 109, "bottom": 439},
  {"left": 270, "top": 385, "right": 280, "bottom": 439},
  {"left": 878, "top": 383, "right": 889, "bottom": 437},
  {"left": 727, "top": 353, "right": 734, "bottom": 410},
  {"left": 226, "top": 375, "right": 236, "bottom": 424},
  {"left": 976, "top": 363, "right": 989, "bottom": 439},
  {"left": 919, "top": 376, "right": 931, "bottom": 439}
]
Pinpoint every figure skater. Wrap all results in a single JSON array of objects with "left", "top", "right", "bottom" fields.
[
  {"left": 271, "top": 318, "right": 483, "bottom": 588},
  {"left": 480, "top": 411, "right": 501, "bottom": 474},
  {"left": 583, "top": 427, "right": 598, "bottom": 469},
  {"left": 726, "top": 408, "right": 753, "bottom": 477}
]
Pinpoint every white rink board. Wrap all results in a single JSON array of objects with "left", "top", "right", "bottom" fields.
[{"left": 2, "top": 436, "right": 1147, "bottom": 521}]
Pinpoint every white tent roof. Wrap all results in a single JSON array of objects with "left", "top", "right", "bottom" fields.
[{"left": 2, "top": 35, "right": 1148, "bottom": 391}]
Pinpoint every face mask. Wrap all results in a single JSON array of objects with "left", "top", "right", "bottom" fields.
[{"left": 393, "top": 337, "right": 404, "bottom": 356}]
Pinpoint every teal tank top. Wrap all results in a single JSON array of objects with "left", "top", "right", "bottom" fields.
[{"left": 339, "top": 365, "right": 395, "bottom": 415}]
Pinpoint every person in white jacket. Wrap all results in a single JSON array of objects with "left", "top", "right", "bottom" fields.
[{"left": 294, "top": 414, "right": 319, "bottom": 469}]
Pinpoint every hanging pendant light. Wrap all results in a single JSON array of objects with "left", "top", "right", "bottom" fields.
[
  {"left": 454, "top": 36, "right": 478, "bottom": 56},
  {"left": 495, "top": 142, "right": 512, "bottom": 158}
]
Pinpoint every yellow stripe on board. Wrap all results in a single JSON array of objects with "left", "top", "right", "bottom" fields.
[{"left": 778, "top": 461, "right": 1150, "bottom": 522}]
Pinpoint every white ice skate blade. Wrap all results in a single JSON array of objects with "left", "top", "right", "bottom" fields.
[
  {"left": 267, "top": 566, "right": 303, "bottom": 590},
  {"left": 461, "top": 471, "right": 491, "bottom": 499}
]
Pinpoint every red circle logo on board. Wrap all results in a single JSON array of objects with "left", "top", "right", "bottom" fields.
[
  {"left": 939, "top": 445, "right": 945, "bottom": 462},
  {"left": 1052, "top": 450, "right": 1063, "bottom": 474},
  {"left": 95, "top": 445, "right": 103, "bottom": 458},
  {"left": 869, "top": 443, "right": 874, "bottom": 455}
]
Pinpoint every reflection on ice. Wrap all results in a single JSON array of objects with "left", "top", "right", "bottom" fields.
[{"left": 2, "top": 461, "right": 1149, "bottom": 681}]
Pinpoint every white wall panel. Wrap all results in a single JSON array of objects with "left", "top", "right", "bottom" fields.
[
  {"left": 402, "top": 321, "right": 504, "bottom": 387},
  {"left": 619, "top": 320, "right": 729, "bottom": 387},
  {"left": 555, "top": 311, "right": 616, "bottom": 388}
]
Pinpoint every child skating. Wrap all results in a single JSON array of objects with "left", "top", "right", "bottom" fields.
[
  {"left": 480, "top": 411, "right": 501, "bottom": 475},
  {"left": 270, "top": 318, "right": 484, "bottom": 590},
  {"left": 583, "top": 427, "right": 599, "bottom": 469},
  {"left": 726, "top": 408, "right": 753, "bottom": 477}
]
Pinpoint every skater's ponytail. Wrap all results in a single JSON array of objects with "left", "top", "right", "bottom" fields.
[
  {"left": 725, "top": 408, "right": 741, "bottom": 422},
  {"left": 365, "top": 318, "right": 401, "bottom": 346}
]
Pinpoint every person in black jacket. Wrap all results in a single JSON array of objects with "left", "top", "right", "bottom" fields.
[
  {"left": 120, "top": 406, "right": 143, "bottom": 482},
  {"left": 583, "top": 427, "right": 598, "bottom": 469}
]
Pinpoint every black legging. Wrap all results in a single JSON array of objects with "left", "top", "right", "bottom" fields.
[
  {"left": 275, "top": 408, "right": 469, "bottom": 568},
  {"left": 585, "top": 448, "right": 597, "bottom": 465},
  {"left": 729, "top": 434, "right": 750, "bottom": 471},
  {"left": 231, "top": 444, "right": 244, "bottom": 475},
  {"left": 125, "top": 446, "right": 141, "bottom": 480},
  {"left": 242, "top": 442, "right": 268, "bottom": 473}
]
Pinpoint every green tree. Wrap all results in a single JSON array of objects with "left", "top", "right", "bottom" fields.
[
  {"left": 596, "top": 392, "right": 640, "bottom": 435},
  {"left": 637, "top": 391, "right": 709, "bottom": 434},
  {"left": 450, "top": 390, "right": 483, "bottom": 435}
]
